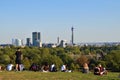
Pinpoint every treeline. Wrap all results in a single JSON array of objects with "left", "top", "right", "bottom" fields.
[{"left": 0, "top": 45, "right": 120, "bottom": 72}]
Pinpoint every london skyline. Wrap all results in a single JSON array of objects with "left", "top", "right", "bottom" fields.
[{"left": 0, "top": 0, "right": 120, "bottom": 44}]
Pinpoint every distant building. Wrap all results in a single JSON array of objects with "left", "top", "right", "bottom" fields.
[
  {"left": 26, "top": 38, "right": 32, "bottom": 46},
  {"left": 0, "top": 44, "right": 12, "bottom": 48},
  {"left": 42, "top": 43, "right": 57, "bottom": 48},
  {"left": 57, "top": 37, "right": 60, "bottom": 45},
  {"left": 12, "top": 39, "right": 23, "bottom": 47},
  {"left": 32, "top": 32, "right": 42, "bottom": 47},
  {"left": 59, "top": 40, "right": 67, "bottom": 47}
]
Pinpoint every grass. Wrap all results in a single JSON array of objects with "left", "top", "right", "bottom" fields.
[{"left": 0, "top": 71, "right": 120, "bottom": 80}]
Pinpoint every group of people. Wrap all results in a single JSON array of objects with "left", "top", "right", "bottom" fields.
[
  {"left": 82, "top": 63, "right": 108, "bottom": 76},
  {"left": 41, "top": 63, "right": 57, "bottom": 72},
  {"left": 29, "top": 63, "right": 57, "bottom": 72},
  {"left": 29, "top": 63, "right": 72, "bottom": 72},
  {"left": 0, "top": 48, "right": 108, "bottom": 76},
  {"left": 94, "top": 64, "right": 107, "bottom": 75},
  {"left": 30, "top": 62, "right": 57, "bottom": 72}
]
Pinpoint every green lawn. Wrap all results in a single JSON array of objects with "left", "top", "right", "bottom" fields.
[{"left": 0, "top": 71, "right": 119, "bottom": 80}]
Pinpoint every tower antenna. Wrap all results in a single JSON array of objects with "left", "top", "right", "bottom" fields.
[{"left": 71, "top": 26, "right": 74, "bottom": 45}]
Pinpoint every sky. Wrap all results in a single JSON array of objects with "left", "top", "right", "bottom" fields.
[{"left": 0, "top": 0, "right": 120, "bottom": 44}]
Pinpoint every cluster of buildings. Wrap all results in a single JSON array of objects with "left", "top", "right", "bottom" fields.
[
  {"left": 1, "top": 27, "right": 119, "bottom": 48},
  {"left": 0, "top": 27, "right": 75, "bottom": 48},
  {"left": 9, "top": 27, "right": 75, "bottom": 48},
  {"left": 11, "top": 32, "right": 70, "bottom": 48},
  {"left": 11, "top": 32, "right": 42, "bottom": 47}
]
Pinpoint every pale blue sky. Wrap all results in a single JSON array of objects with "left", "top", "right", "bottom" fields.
[{"left": 0, "top": 0, "right": 120, "bottom": 44}]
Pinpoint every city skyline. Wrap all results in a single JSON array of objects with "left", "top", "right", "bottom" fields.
[{"left": 0, "top": 0, "right": 120, "bottom": 44}]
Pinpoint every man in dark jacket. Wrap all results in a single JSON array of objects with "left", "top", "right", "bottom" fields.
[{"left": 15, "top": 48, "right": 22, "bottom": 71}]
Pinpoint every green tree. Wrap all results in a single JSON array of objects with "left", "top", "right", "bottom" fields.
[
  {"left": 65, "top": 46, "right": 81, "bottom": 54},
  {"left": 105, "top": 50, "right": 120, "bottom": 72},
  {"left": 0, "top": 54, "right": 10, "bottom": 65},
  {"left": 59, "top": 53, "right": 73, "bottom": 65},
  {"left": 23, "top": 57, "right": 31, "bottom": 70}
]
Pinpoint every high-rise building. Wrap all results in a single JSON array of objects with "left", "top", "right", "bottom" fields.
[
  {"left": 12, "top": 39, "right": 23, "bottom": 46},
  {"left": 32, "top": 32, "right": 42, "bottom": 47},
  {"left": 57, "top": 37, "right": 60, "bottom": 45},
  {"left": 26, "top": 38, "right": 31, "bottom": 46}
]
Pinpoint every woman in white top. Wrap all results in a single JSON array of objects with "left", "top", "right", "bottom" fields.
[{"left": 61, "top": 64, "right": 66, "bottom": 72}]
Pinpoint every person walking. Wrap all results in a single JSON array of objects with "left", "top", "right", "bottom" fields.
[{"left": 15, "top": 48, "right": 22, "bottom": 71}]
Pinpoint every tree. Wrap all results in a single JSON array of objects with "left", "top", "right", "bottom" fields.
[
  {"left": 23, "top": 57, "right": 31, "bottom": 70},
  {"left": 0, "top": 54, "right": 10, "bottom": 65},
  {"left": 84, "top": 49, "right": 90, "bottom": 55},
  {"left": 105, "top": 50, "right": 120, "bottom": 72},
  {"left": 76, "top": 55, "right": 89, "bottom": 66},
  {"left": 65, "top": 46, "right": 81, "bottom": 54},
  {"left": 59, "top": 53, "right": 73, "bottom": 65}
]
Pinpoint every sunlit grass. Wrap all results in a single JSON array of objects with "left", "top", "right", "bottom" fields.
[{"left": 0, "top": 71, "right": 119, "bottom": 80}]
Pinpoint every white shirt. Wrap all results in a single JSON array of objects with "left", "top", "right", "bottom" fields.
[
  {"left": 51, "top": 64, "right": 55, "bottom": 71},
  {"left": 6, "top": 64, "right": 14, "bottom": 71},
  {"left": 61, "top": 65, "right": 66, "bottom": 71}
]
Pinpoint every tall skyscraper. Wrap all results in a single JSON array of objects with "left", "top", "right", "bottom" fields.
[
  {"left": 26, "top": 38, "right": 31, "bottom": 46},
  {"left": 12, "top": 39, "right": 23, "bottom": 46},
  {"left": 57, "top": 37, "right": 59, "bottom": 44},
  {"left": 32, "top": 32, "right": 42, "bottom": 47}
]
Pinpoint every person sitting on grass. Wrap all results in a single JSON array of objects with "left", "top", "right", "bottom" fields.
[
  {"left": 102, "top": 67, "right": 107, "bottom": 75},
  {"left": 61, "top": 64, "right": 72, "bottom": 72},
  {"left": 30, "top": 63, "right": 38, "bottom": 72},
  {"left": 83, "top": 63, "right": 89, "bottom": 73},
  {"left": 6, "top": 64, "right": 14, "bottom": 71},
  {"left": 50, "top": 63, "right": 57, "bottom": 72},
  {"left": 94, "top": 66, "right": 100, "bottom": 75},
  {"left": 61, "top": 64, "right": 67, "bottom": 72},
  {"left": 98, "top": 64, "right": 107, "bottom": 75},
  {"left": 42, "top": 62, "right": 49, "bottom": 72},
  {"left": 94, "top": 64, "right": 107, "bottom": 75}
]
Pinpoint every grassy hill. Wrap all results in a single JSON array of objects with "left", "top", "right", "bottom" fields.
[{"left": 0, "top": 71, "right": 119, "bottom": 80}]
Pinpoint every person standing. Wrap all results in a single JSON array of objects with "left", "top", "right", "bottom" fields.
[{"left": 15, "top": 48, "right": 22, "bottom": 71}]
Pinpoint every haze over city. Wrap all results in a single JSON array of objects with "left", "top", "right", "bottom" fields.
[{"left": 0, "top": 0, "right": 120, "bottom": 44}]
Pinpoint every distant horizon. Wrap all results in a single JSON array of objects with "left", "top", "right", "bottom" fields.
[
  {"left": 0, "top": 0, "right": 120, "bottom": 44},
  {"left": 0, "top": 38, "right": 120, "bottom": 45}
]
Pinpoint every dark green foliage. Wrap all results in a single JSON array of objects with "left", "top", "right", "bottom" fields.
[
  {"left": 64, "top": 46, "right": 81, "bottom": 54},
  {"left": 105, "top": 50, "right": 120, "bottom": 72},
  {"left": 0, "top": 54, "right": 10, "bottom": 65}
]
